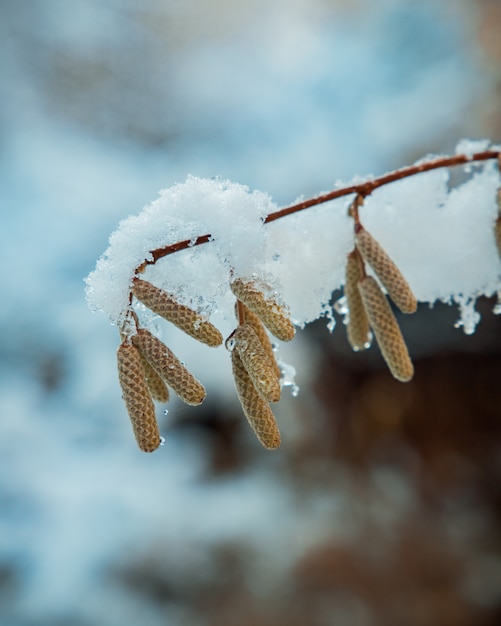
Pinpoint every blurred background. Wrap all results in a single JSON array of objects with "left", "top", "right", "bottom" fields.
[{"left": 1, "top": 0, "right": 501, "bottom": 624}]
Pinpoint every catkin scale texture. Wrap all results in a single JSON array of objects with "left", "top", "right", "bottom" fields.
[
  {"left": 231, "top": 351, "right": 281, "bottom": 450},
  {"left": 344, "top": 251, "right": 371, "bottom": 351},
  {"left": 116, "top": 342, "right": 161, "bottom": 452},
  {"left": 233, "top": 324, "right": 281, "bottom": 402},
  {"left": 132, "top": 328, "right": 206, "bottom": 405},
  {"left": 239, "top": 303, "right": 281, "bottom": 379},
  {"left": 230, "top": 279, "right": 295, "bottom": 341},
  {"left": 139, "top": 352, "right": 170, "bottom": 403},
  {"left": 132, "top": 278, "right": 223, "bottom": 347},
  {"left": 358, "top": 276, "right": 414, "bottom": 382},
  {"left": 355, "top": 227, "right": 417, "bottom": 314}
]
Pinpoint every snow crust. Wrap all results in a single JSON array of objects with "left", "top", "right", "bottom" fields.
[{"left": 86, "top": 143, "right": 501, "bottom": 335}]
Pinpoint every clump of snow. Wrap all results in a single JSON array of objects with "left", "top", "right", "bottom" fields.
[
  {"left": 85, "top": 176, "right": 275, "bottom": 325},
  {"left": 87, "top": 147, "right": 501, "bottom": 336},
  {"left": 455, "top": 138, "right": 492, "bottom": 159}
]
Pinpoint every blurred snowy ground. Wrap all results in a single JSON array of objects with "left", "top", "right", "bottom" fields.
[{"left": 0, "top": 1, "right": 500, "bottom": 625}]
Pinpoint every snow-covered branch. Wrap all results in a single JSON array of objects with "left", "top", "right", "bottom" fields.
[{"left": 86, "top": 140, "right": 501, "bottom": 451}]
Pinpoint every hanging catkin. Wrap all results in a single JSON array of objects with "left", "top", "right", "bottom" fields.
[
  {"left": 358, "top": 276, "right": 414, "bottom": 382},
  {"left": 355, "top": 226, "right": 417, "bottom": 314},
  {"left": 231, "top": 350, "right": 281, "bottom": 450},
  {"left": 237, "top": 303, "right": 281, "bottom": 379},
  {"left": 230, "top": 278, "right": 295, "bottom": 341},
  {"left": 232, "top": 323, "right": 281, "bottom": 402},
  {"left": 139, "top": 351, "right": 170, "bottom": 403},
  {"left": 131, "top": 328, "right": 206, "bottom": 405},
  {"left": 344, "top": 250, "right": 371, "bottom": 351},
  {"left": 116, "top": 342, "right": 161, "bottom": 452},
  {"left": 132, "top": 278, "right": 223, "bottom": 347}
]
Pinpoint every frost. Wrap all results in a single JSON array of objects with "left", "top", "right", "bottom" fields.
[{"left": 86, "top": 147, "right": 501, "bottom": 336}]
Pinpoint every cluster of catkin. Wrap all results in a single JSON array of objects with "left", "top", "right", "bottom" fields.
[
  {"left": 344, "top": 220, "right": 417, "bottom": 382},
  {"left": 116, "top": 278, "right": 222, "bottom": 452},
  {"left": 227, "top": 279, "right": 295, "bottom": 450}
]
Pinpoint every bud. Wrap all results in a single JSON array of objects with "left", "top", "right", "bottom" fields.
[
  {"left": 231, "top": 350, "right": 281, "bottom": 450},
  {"left": 355, "top": 226, "right": 417, "bottom": 314},
  {"left": 116, "top": 342, "right": 161, "bottom": 452},
  {"left": 132, "top": 328, "right": 206, "bottom": 405},
  {"left": 139, "top": 352, "right": 170, "bottom": 403},
  {"left": 230, "top": 278, "right": 295, "bottom": 341},
  {"left": 237, "top": 303, "right": 281, "bottom": 379},
  {"left": 132, "top": 278, "right": 223, "bottom": 347},
  {"left": 344, "top": 250, "right": 371, "bottom": 351},
  {"left": 358, "top": 276, "right": 414, "bottom": 382},
  {"left": 233, "top": 324, "right": 281, "bottom": 402}
]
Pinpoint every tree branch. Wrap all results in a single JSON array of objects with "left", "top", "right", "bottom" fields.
[{"left": 135, "top": 149, "right": 500, "bottom": 274}]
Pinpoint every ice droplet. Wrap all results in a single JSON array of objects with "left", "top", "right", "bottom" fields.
[
  {"left": 279, "top": 361, "right": 300, "bottom": 397},
  {"left": 333, "top": 296, "right": 348, "bottom": 315},
  {"left": 493, "top": 292, "right": 501, "bottom": 315}
]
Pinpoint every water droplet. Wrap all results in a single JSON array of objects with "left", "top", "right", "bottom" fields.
[
  {"left": 163, "top": 409, "right": 169, "bottom": 416},
  {"left": 160, "top": 436, "right": 166, "bottom": 446},
  {"left": 225, "top": 335, "right": 236, "bottom": 351},
  {"left": 272, "top": 253, "right": 280, "bottom": 261}
]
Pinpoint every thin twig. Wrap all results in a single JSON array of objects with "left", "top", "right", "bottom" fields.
[{"left": 135, "top": 150, "right": 500, "bottom": 273}]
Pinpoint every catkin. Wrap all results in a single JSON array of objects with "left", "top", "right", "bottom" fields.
[
  {"left": 238, "top": 303, "right": 281, "bottom": 379},
  {"left": 358, "top": 276, "right": 414, "bottom": 382},
  {"left": 231, "top": 351, "right": 281, "bottom": 450},
  {"left": 230, "top": 278, "right": 295, "bottom": 341},
  {"left": 132, "top": 278, "right": 223, "bottom": 347},
  {"left": 139, "top": 352, "right": 170, "bottom": 403},
  {"left": 233, "top": 324, "right": 281, "bottom": 402},
  {"left": 116, "top": 342, "right": 161, "bottom": 452},
  {"left": 132, "top": 328, "right": 206, "bottom": 405},
  {"left": 355, "top": 226, "right": 417, "bottom": 314},
  {"left": 344, "top": 250, "right": 371, "bottom": 351}
]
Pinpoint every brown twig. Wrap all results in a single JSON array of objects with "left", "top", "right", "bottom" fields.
[{"left": 134, "top": 150, "right": 500, "bottom": 273}]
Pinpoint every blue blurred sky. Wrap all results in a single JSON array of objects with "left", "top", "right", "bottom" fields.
[{"left": 0, "top": 1, "right": 499, "bottom": 624}]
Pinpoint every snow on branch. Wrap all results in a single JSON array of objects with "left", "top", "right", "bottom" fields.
[{"left": 86, "top": 140, "right": 501, "bottom": 451}]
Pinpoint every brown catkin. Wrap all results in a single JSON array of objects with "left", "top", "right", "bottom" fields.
[
  {"left": 233, "top": 324, "right": 281, "bottom": 402},
  {"left": 116, "top": 342, "right": 161, "bottom": 452},
  {"left": 358, "top": 276, "right": 414, "bottom": 382},
  {"left": 132, "top": 278, "right": 223, "bottom": 347},
  {"left": 131, "top": 328, "right": 206, "bottom": 405},
  {"left": 230, "top": 278, "right": 295, "bottom": 341},
  {"left": 231, "top": 351, "right": 281, "bottom": 450},
  {"left": 238, "top": 303, "right": 281, "bottom": 379},
  {"left": 139, "top": 352, "right": 170, "bottom": 403},
  {"left": 355, "top": 226, "right": 417, "bottom": 314},
  {"left": 344, "top": 250, "right": 371, "bottom": 351}
]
